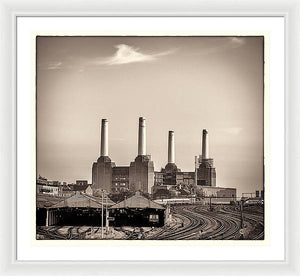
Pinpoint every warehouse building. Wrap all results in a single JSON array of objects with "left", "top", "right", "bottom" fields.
[
  {"left": 109, "top": 191, "right": 165, "bottom": 227},
  {"left": 36, "top": 192, "right": 115, "bottom": 226},
  {"left": 197, "top": 186, "right": 237, "bottom": 204}
]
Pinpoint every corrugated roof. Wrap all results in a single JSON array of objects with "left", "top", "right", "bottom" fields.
[
  {"left": 36, "top": 195, "right": 66, "bottom": 208},
  {"left": 49, "top": 192, "right": 114, "bottom": 209},
  {"left": 110, "top": 192, "right": 165, "bottom": 210}
]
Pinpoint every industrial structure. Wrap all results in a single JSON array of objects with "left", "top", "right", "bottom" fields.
[
  {"left": 92, "top": 117, "right": 154, "bottom": 195},
  {"left": 128, "top": 117, "right": 155, "bottom": 194},
  {"left": 196, "top": 129, "right": 216, "bottom": 186},
  {"left": 36, "top": 192, "right": 115, "bottom": 226},
  {"left": 91, "top": 117, "right": 235, "bottom": 202},
  {"left": 36, "top": 117, "right": 242, "bottom": 233},
  {"left": 153, "top": 129, "right": 216, "bottom": 189},
  {"left": 151, "top": 128, "right": 234, "bottom": 203},
  {"left": 92, "top": 119, "right": 116, "bottom": 195},
  {"left": 109, "top": 191, "right": 165, "bottom": 227}
]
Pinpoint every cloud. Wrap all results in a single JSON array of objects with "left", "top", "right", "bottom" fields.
[
  {"left": 98, "top": 44, "right": 174, "bottom": 65},
  {"left": 40, "top": 44, "right": 175, "bottom": 71},
  {"left": 198, "top": 37, "right": 246, "bottom": 56},
  {"left": 46, "top": 61, "right": 62, "bottom": 70},
  {"left": 228, "top": 37, "right": 246, "bottom": 48}
]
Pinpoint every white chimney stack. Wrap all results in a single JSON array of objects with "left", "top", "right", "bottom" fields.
[
  {"left": 100, "top": 119, "right": 108, "bottom": 156},
  {"left": 138, "top": 117, "right": 146, "bottom": 156},
  {"left": 168, "top": 131, "right": 175, "bottom": 164},
  {"left": 202, "top": 129, "right": 209, "bottom": 159}
]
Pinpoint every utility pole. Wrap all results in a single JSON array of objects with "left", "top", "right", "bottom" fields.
[
  {"left": 240, "top": 199, "right": 244, "bottom": 239},
  {"left": 194, "top": 156, "right": 198, "bottom": 186},
  {"left": 101, "top": 190, "right": 104, "bottom": 239},
  {"left": 105, "top": 193, "right": 109, "bottom": 233},
  {"left": 46, "top": 209, "right": 49, "bottom": 227},
  {"left": 194, "top": 156, "right": 198, "bottom": 199}
]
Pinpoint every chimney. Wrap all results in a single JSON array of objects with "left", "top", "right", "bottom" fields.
[
  {"left": 202, "top": 129, "right": 209, "bottom": 159},
  {"left": 168, "top": 131, "right": 175, "bottom": 164},
  {"left": 138, "top": 117, "right": 146, "bottom": 156},
  {"left": 100, "top": 119, "right": 108, "bottom": 156}
]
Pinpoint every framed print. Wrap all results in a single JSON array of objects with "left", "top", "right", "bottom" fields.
[
  {"left": 16, "top": 15, "right": 283, "bottom": 260},
  {"left": 0, "top": 0, "right": 299, "bottom": 275}
]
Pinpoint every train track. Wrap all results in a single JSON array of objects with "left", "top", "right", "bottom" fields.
[
  {"left": 149, "top": 206, "right": 216, "bottom": 240},
  {"left": 148, "top": 204, "right": 264, "bottom": 240},
  {"left": 37, "top": 226, "right": 67, "bottom": 239},
  {"left": 221, "top": 206, "right": 264, "bottom": 240},
  {"left": 36, "top": 205, "right": 264, "bottom": 240},
  {"left": 37, "top": 226, "right": 92, "bottom": 240}
]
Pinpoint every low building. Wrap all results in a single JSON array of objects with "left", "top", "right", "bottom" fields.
[
  {"left": 36, "top": 194, "right": 66, "bottom": 226},
  {"left": 85, "top": 185, "right": 93, "bottom": 196},
  {"left": 151, "top": 185, "right": 171, "bottom": 199},
  {"left": 197, "top": 186, "right": 236, "bottom": 204},
  {"left": 37, "top": 192, "right": 115, "bottom": 227},
  {"left": 76, "top": 180, "right": 88, "bottom": 186},
  {"left": 36, "top": 176, "right": 60, "bottom": 196},
  {"left": 109, "top": 191, "right": 165, "bottom": 227}
]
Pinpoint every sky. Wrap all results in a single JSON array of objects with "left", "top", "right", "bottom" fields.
[{"left": 37, "top": 36, "right": 264, "bottom": 196}]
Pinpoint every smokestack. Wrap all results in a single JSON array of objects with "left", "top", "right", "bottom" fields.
[
  {"left": 168, "top": 131, "right": 175, "bottom": 163},
  {"left": 138, "top": 117, "right": 146, "bottom": 156},
  {"left": 202, "top": 129, "right": 209, "bottom": 159},
  {"left": 100, "top": 119, "right": 108, "bottom": 156}
]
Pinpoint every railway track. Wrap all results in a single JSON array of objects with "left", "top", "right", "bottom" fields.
[
  {"left": 36, "top": 205, "right": 264, "bottom": 240},
  {"left": 37, "top": 226, "right": 92, "bottom": 240},
  {"left": 148, "top": 204, "right": 264, "bottom": 240},
  {"left": 37, "top": 226, "right": 67, "bottom": 239},
  {"left": 149, "top": 206, "right": 217, "bottom": 240},
  {"left": 221, "top": 206, "right": 264, "bottom": 240}
]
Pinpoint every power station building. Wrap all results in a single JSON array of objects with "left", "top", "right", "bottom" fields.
[
  {"left": 92, "top": 117, "right": 154, "bottom": 195},
  {"left": 151, "top": 129, "right": 235, "bottom": 202},
  {"left": 153, "top": 129, "right": 216, "bottom": 189},
  {"left": 92, "top": 117, "right": 235, "bottom": 200},
  {"left": 196, "top": 129, "right": 217, "bottom": 186}
]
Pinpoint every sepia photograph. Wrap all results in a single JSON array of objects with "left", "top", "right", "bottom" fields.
[{"left": 36, "top": 36, "right": 264, "bottom": 240}]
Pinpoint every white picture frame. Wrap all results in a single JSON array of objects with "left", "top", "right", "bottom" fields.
[{"left": 0, "top": 0, "right": 299, "bottom": 275}]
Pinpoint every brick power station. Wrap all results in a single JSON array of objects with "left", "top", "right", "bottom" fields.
[
  {"left": 92, "top": 117, "right": 154, "bottom": 195},
  {"left": 92, "top": 117, "right": 233, "bottom": 198}
]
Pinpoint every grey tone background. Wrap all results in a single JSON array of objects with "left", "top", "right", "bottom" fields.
[{"left": 36, "top": 36, "right": 264, "bottom": 196}]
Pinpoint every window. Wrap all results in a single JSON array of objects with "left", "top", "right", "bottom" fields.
[{"left": 149, "top": 214, "right": 159, "bottom": 222}]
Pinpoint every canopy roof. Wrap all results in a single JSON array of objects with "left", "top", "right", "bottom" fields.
[
  {"left": 48, "top": 192, "right": 115, "bottom": 209},
  {"left": 110, "top": 192, "right": 165, "bottom": 210},
  {"left": 36, "top": 194, "right": 64, "bottom": 208}
]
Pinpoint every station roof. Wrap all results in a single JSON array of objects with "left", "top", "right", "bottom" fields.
[
  {"left": 37, "top": 195, "right": 65, "bottom": 208},
  {"left": 48, "top": 192, "right": 115, "bottom": 209},
  {"left": 110, "top": 191, "right": 165, "bottom": 210}
]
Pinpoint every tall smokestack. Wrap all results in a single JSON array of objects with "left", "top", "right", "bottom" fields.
[
  {"left": 100, "top": 119, "right": 108, "bottom": 156},
  {"left": 202, "top": 129, "right": 209, "bottom": 159},
  {"left": 168, "top": 131, "right": 175, "bottom": 164},
  {"left": 138, "top": 117, "right": 146, "bottom": 156}
]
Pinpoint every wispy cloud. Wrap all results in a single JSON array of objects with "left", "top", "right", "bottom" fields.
[
  {"left": 198, "top": 37, "right": 246, "bottom": 56},
  {"left": 229, "top": 37, "right": 246, "bottom": 48},
  {"left": 46, "top": 61, "right": 63, "bottom": 70},
  {"left": 39, "top": 44, "right": 175, "bottom": 71},
  {"left": 96, "top": 44, "right": 174, "bottom": 66}
]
